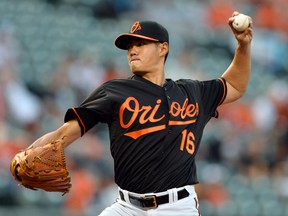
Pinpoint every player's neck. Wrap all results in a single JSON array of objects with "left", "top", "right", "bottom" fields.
[{"left": 140, "top": 72, "right": 166, "bottom": 87}]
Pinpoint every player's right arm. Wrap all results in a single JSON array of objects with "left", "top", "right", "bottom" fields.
[{"left": 28, "top": 120, "right": 81, "bottom": 149}]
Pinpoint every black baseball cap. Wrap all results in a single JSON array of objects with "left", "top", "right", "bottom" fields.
[{"left": 115, "top": 21, "right": 169, "bottom": 50}]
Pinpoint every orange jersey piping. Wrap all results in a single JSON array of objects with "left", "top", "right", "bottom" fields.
[{"left": 72, "top": 107, "right": 86, "bottom": 134}]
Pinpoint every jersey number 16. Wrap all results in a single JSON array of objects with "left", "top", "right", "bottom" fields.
[{"left": 180, "top": 130, "right": 195, "bottom": 155}]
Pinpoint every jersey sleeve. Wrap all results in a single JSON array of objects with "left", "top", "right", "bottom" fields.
[
  {"left": 64, "top": 84, "right": 113, "bottom": 136},
  {"left": 199, "top": 77, "right": 227, "bottom": 118}
]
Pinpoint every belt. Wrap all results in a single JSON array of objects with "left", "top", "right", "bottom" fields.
[{"left": 119, "top": 188, "right": 189, "bottom": 209}]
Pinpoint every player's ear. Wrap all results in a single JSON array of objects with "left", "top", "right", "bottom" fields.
[{"left": 159, "top": 42, "right": 169, "bottom": 57}]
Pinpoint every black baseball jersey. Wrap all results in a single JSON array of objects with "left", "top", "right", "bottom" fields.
[{"left": 64, "top": 75, "right": 227, "bottom": 193}]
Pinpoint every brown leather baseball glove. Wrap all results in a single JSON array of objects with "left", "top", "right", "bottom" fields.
[{"left": 10, "top": 138, "right": 71, "bottom": 195}]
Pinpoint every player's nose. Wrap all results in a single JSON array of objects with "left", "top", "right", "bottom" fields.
[{"left": 128, "top": 46, "right": 138, "bottom": 56}]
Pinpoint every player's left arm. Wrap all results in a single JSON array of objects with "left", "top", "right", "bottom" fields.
[{"left": 221, "top": 11, "right": 253, "bottom": 105}]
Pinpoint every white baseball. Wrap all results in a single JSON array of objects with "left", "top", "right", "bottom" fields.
[{"left": 232, "top": 14, "right": 250, "bottom": 32}]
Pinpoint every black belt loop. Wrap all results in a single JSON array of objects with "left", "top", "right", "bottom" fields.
[{"left": 119, "top": 188, "right": 190, "bottom": 209}]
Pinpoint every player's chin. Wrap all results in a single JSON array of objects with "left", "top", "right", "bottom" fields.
[
  {"left": 130, "top": 66, "right": 144, "bottom": 75},
  {"left": 132, "top": 71, "right": 146, "bottom": 76}
]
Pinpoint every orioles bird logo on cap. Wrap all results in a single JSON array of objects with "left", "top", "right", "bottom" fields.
[{"left": 130, "top": 21, "right": 142, "bottom": 33}]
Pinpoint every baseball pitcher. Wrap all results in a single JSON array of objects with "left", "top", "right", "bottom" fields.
[{"left": 10, "top": 11, "right": 253, "bottom": 216}]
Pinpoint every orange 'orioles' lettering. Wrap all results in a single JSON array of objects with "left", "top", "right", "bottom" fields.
[
  {"left": 139, "top": 99, "right": 165, "bottom": 124},
  {"left": 119, "top": 97, "right": 199, "bottom": 139},
  {"left": 119, "top": 97, "right": 165, "bottom": 129},
  {"left": 170, "top": 98, "right": 199, "bottom": 118}
]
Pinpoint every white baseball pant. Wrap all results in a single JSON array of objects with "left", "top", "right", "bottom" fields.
[{"left": 99, "top": 185, "right": 201, "bottom": 216}]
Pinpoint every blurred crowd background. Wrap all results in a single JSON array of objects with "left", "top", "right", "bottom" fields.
[{"left": 0, "top": 0, "right": 287, "bottom": 215}]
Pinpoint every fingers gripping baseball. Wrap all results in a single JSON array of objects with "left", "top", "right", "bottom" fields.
[
  {"left": 229, "top": 11, "right": 253, "bottom": 45},
  {"left": 10, "top": 138, "right": 71, "bottom": 195}
]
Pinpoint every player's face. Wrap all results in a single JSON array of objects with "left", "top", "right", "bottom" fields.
[{"left": 127, "top": 39, "right": 166, "bottom": 75}]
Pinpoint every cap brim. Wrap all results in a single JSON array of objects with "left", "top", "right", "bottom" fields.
[{"left": 114, "top": 33, "right": 159, "bottom": 50}]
